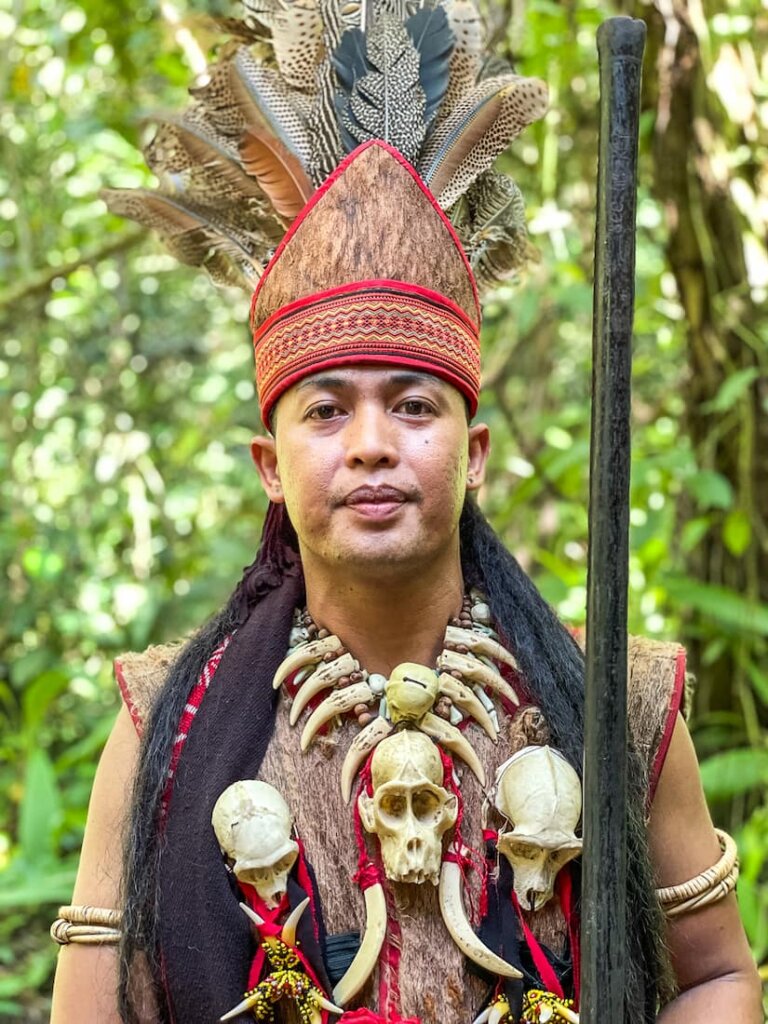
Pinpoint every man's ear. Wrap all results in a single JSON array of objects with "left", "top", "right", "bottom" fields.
[
  {"left": 466, "top": 422, "right": 491, "bottom": 492},
  {"left": 251, "top": 435, "right": 285, "bottom": 504}
]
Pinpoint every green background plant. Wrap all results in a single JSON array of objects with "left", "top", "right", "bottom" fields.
[{"left": 1, "top": 0, "right": 766, "bottom": 1017}]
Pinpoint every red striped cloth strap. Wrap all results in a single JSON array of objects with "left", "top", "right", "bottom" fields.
[{"left": 160, "top": 633, "right": 234, "bottom": 821}]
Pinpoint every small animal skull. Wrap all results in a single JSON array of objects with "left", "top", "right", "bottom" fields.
[
  {"left": 493, "top": 745, "right": 582, "bottom": 912},
  {"left": 385, "top": 663, "right": 440, "bottom": 724},
  {"left": 212, "top": 780, "right": 299, "bottom": 907},
  {"left": 358, "top": 730, "right": 458, "bottom": 885}
]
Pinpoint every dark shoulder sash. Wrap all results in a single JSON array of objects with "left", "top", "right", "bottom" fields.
[{"left": 158, "top": 574, "right": 303, "bottom": 1022}]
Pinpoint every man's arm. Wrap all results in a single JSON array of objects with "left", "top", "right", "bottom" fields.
[
  {"left": 648, "top": 715, "right": 763, "bottom": 1022},
  {"left": 50, "top": 703, "right": 140, "bottom": 1024}
]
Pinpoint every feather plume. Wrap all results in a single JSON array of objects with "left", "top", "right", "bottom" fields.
[
  {"left": 229, "top": 48, "right": 313, "bottom": 164},
  {"left": 403, "top": 6, "right": 454, "bottom": 124},
  {"left": 463, "top": 171, "right": 531, "bottom": 287},
  {"left": 418, "top": 73, "right": 548, "bottom": 209},
  {"left": 100, "top": 189, "right": 265, "bottom": 280},
  {"left": 242, "top": 0, "right": 323, "bottom": 92},
  {"left": 239, "top": 129, "right": 314, "bottom": 220},
  {"left": 333, "top": 14, "right": 426, "bottom": 162},
  {"left": 307, "top": 0, "right": 348, "bottom": 184},
  {"left": 145, "top": 118, "right": 263, "bottom": 201},
  {"left": 439, "top": 0, "right": 484, "bottom": 114}
]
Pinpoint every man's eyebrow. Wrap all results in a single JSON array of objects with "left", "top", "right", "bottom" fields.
[
  {"left": 294, "top": 375, "right": 347, "bottom": 392},
  {"left": 295, "top": 371, "right": 443, "bottom": 392}
]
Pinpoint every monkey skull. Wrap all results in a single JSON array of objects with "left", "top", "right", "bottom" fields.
[
  {"left": 385, "top": 663, "right": 440, "bottom": 724},
  {"left": 493, "top": 745, "right": 582, "bottom": 912},
  {"left": 358, "top": 730, "right": 458, "bottom": 885},
  {"left": 212, "top": 780, "right": 299, "bottom": 907}
]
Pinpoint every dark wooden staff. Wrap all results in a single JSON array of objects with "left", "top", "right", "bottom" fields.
[{"left": 581, "top": 16, "right": 646, "bottom": 1024}]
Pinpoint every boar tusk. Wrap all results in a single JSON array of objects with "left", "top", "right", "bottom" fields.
[
  {"left": 280, "top": 896, "right": 310, "bottom": 947},
  {"left": 289, "top": 652, "right": 359, "bottom": 726},
  {"left": 272, "top": 636, "right": 343, "bottom": 691},
  {"left": 341, "top": 717, "right": 393, "bottom": 802},
  {"left": 439, "top": 860, "right": 522, "bottom": 979},
  {"left": 444, "top": 626, "right": 518, "bottom": 670},
  {"left": 421, "top": 712, "right": 486, "bottom": 787},
  {"left": 300, "top": 682, "right": 375, "bottom": 751},
  {"left": 437, "top": 650, "right": 520, "bottom": 707},
  {"left": 437, "top": 673, "right": 497, "bottom": 741},
  {"left": 332, "top": 881, "right": 387, "bottom": 1006}
]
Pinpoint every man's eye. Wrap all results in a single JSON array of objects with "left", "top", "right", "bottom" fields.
[
  {"left": 307, "top": 403, "right": 340, "bottom": 420},
  {"left": 398, "top": 399, "right": 433, "bottom": 416}
]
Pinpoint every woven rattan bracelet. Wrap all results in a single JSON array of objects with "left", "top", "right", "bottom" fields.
[
  {"left": 656, "top": 828, "right": 739, "bottom": 919},
  {"left": 50, "top": 904, "right": 122, "bottom": 946}
]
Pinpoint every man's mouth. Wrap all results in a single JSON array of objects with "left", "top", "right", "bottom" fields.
[{"left": 342, "top": 485, "right": 409, "bottom": 518}]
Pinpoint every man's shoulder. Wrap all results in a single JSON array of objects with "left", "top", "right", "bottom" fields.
[{"left": 115, "top": 641, "right": 184, "bottom": 735}]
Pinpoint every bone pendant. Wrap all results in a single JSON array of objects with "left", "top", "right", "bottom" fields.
[
  {"left": 300, "top": 681, "right": 375, "bottom": 751},
  {"left": 437, "top": 649, "right": 520, "bottom": 706},
  {"left": 331, "top": 881, "right": 387, "bottom": 1006},
  {"left": 444, "top": 625, "right": 518, "bottom": 670},
  {"left": 420, "top": 712, "right": 486, "bottom": 786},
  {"left": 272, "top": 635, "right": 343, "bottom": 690},
  {"left": 289, "top": 652, "right": 359, "bottom": 725},
  {"left": 341, "top": 716, "right": 394, "bottom": 802},
  {"left": 437, "top": 673, "right": 497, "bottom": 740},
  {"left": 439, "top": 860, "right": 522, "bottom": 978}
]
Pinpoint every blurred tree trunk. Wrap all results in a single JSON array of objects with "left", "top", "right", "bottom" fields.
[{"left": 633, "top": 0, "right": 768, "bottom": 725}]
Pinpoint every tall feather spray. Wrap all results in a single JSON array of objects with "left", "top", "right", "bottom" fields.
[{"left": 102, "top": 0, "right": 548, "bottom": 292}]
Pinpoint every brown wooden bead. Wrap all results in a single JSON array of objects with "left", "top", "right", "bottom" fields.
[
  {"left": 337, "top": 676, "right": 351, "bottom": 688},
  {"left": 353, "top": 702, "right": 369, "bottom": 716},
  {"left": 323, "top": 651, "right": 335, "bottom": 662},
  {"left": 317, "top": 628, "right": 330, "bottom": 639},
  {"left": 349, "top": 670, "right": 363, "bottom": 683},
  {"left": 358, "top": 712, "right": 374, "bottom": 727}
]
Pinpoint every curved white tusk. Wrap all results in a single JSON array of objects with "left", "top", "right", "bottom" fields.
[
  {"left": 289, "top": 652, "right": 359, "bottom": 726},
  {"left": 489, "top": 1004, "right": 505, "bottom": 1024},
  {"left": 421, "top": 712, "right": 486, "bottom": 786},
  {"left": 439, "top": 860, "right": 522, "bottom": 979},
  {"left": 437, "top": 649, "right": 520, "bottom": 706},
  {"left": 281, "top": 896, "right": 310, "bottom": 947},
  {"left": 272, "top": 636, "right": 343, "bottom": 690},
  {"left": 332, "top": 881, "right": 387, "bottom": 1006},
  {"left": 220, "top": 992, "right": 261, "bottom": 1021},
  {"left": 238, "top": 902, "right": 265, "bottom": 929},
  {"left": 340, "top": 717, "right": 393, "bottom": 802},
  {"left": 313, "top": 994, "right": 345, "bottom": 1015},
  {"left": 437, "top": 673, "right": 497, "bottom": 740},
  {"left": 301, "top": 682, "right": 375, "bottom": 752},
  {"left": 472, "top": 1008, "right": 492, "bottom": 1024},
  {"left": 444, "top": 625, "right": 518, "bottom": 670}
]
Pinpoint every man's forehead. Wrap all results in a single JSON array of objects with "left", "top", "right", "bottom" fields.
[{"left": 292, "top": 367, "right": 452, "bottom": 394}]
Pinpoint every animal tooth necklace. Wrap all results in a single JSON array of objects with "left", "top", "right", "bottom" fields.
[{"left": 271, "top": 590, "right": 522, "bottom": 800}]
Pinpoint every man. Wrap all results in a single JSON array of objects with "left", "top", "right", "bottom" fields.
[{"left": 51, "top": 5, "right": 761, "bottom": 1022}]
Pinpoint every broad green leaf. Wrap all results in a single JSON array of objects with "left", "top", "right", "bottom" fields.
[
  {"left": 686, "top": 469, "right": 733, "bottom": 511},
  {"left": 722, "top": 509, "right": 752, "bottom": 556},
  {"left": 701, "top": 367, "right": 760, "bottom": 414},
  {"left": 664, "top": 575, "right": 768, "bottom": 636},
  {"left": 699, "top": 748, "right": 768, "bottom": 800},
  {"left": 18, "top": 750, "right": 62, "bottom": 867},
  {"left": 21, "top": 669, "right": 70, "bottom": 733}
]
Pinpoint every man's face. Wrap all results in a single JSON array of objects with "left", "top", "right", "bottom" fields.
[{"left": 251, "top": 367, "right": 490, "bottom": 579}]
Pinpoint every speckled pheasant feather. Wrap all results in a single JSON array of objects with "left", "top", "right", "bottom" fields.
[{"left": 102, "top": 0, "right": 548, "bottom": 292}]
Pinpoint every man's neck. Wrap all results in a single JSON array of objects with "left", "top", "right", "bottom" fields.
[{"left": 302, "top": 552, "right": 464, "bottom": 677}]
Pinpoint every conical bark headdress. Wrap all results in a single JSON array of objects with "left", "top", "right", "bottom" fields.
[{"left": 103, "top": 0, "right": 548, "bottom": 420}]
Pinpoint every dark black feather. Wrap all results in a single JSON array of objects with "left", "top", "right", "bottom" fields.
[{"left": 404, "top": 6, "right": 454, "bottom": 123}]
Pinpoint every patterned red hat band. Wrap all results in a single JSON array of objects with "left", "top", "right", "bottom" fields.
[{"left": 253, "top": 280, "right": 481, "bottom": 427}]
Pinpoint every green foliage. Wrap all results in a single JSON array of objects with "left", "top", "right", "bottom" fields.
[{"left": 1, "top": 0, "right": 766, "bottom": 1015}]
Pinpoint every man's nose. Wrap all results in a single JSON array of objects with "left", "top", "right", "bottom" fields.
[{"left": 343, "top": 406, "right": 399, "bottom": 467}]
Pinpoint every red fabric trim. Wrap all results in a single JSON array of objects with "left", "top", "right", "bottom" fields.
[
  {"left": 255, "top": 278, "right": 479, "bottom": 341},
  {"left": 512, "top": 892, "right": 564, "bottom": 999},
  {"left": 251, "top": 140, "right": 480, "bottom": 328},
  {"left": 114, "top": 657, "right": 144, "bottom": 736},
  {"left": 556, "top": 867, "right": 580, "bottom": 1008},
  {"left": 648, "top": 645, "right": 687, "bottom": 804},
  {"left": 160, "top": 633, "right": 234, "bottom": 825}
]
